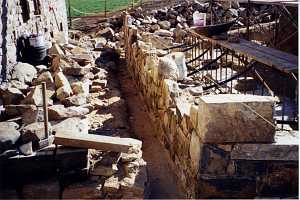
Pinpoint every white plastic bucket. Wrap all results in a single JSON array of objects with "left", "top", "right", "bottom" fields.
[{"left": 29, "top": 35, "right": 45, "bottom": 47}]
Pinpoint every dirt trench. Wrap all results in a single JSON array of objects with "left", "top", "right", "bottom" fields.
[{"left": 114, "top": 61, "right": 185, "bottom": 199}]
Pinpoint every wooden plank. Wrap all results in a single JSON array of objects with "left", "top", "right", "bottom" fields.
[
  {"left": 188, "top": 30, "right": 298, "bottom": 72},
  {"left": 54, "top": 132, "right": 142, "bottom": 153}
]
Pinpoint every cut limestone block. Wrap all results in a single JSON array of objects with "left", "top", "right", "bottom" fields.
[
  {"left": 197, "top": 94, "right": 276, "bottom": 143},
  {"left": 54, "top": 133, "right": 142, "bottom": 153}
]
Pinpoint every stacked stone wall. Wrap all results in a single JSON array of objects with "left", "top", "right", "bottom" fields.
[{"left": 124, "top": 20, "right": 298, "bottom": 198}]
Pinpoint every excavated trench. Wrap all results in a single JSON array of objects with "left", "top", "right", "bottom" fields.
[{"left": 117, "top": 61, "right": 185, "bottom": 198}]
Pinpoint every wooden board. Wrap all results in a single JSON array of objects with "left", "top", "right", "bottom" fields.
[
  {"left": 54, "top": 132, "right": 142, "bottom": 153},
  {"left": 189, "top": 30, "right": 298, "bottom": 73}
]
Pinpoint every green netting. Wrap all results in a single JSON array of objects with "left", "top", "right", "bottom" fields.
[{"left": 66, "top": 0, "right": 141, "bottom": 17}]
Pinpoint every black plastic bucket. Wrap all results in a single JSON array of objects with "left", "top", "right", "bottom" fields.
[{"left": 23, "top": 45, "right": 47, "bottom": 66}]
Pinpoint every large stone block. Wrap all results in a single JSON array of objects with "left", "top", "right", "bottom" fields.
[{"left": 197, "top": 94, "right": 276, "bottom": 143}]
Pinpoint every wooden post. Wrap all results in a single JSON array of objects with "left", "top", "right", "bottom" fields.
[
  {"left": 104, "top": 0, "right": 107, "bottom": 18},
  {"left": 247, "top": 0, "right": 250, "bottom": 40},
  {"left": 68, "top": 0, "right": 72, "bottom": 28},
  {"left": 42, "top": 82, "right": 49, "bottom": 139}
]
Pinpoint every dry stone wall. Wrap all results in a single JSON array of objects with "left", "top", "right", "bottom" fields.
[
  {"left": 124, "top": 17, "right": 298, "bottom": 198},
  {"left": 0, "top": 0, "right": 68, "bottom": 80}
]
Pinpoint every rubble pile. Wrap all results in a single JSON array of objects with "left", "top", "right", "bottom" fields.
[{"left": 0, "top": 24, "right": 148, "bottom": 199}]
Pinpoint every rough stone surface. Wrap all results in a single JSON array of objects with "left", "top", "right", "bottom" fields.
[
  {"left": 52, "top": 117, "right": 89, "bottom": 135},
  {"left": 48, "top": 105, "right": 90, "bottom": 121},
  {"left": 11, "top": 63, "right": 37, "bottom": 84},
  {"left": 197, "top": 94, "right": 276, "bottom": 143}
]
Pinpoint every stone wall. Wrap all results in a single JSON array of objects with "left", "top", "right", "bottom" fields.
[
  {"left": 0, "top": 0, "right": 68, "bottom": 80},
  {"left": 124, "top": 17, "right": 298, "bottom": 198}
]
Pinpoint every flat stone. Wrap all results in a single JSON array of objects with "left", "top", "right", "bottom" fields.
[
  {"left": 1, "top": 87, "right": 25, "bottom": 105},
  {"left": 63, "top": 65, "right": 91, "bottom": 76},
  {"left": 92, "top": 79, "right": 107, "bottom": 88},
  {"left": 231, "top": 143, "right": 298, "bottom": 161},
  {"left": 197, "top": 94, "right": 276, "bottom": 143},
  {"left": 90, "top": 163, "right": 118, "bottom": 176},
  {"left": 52, "top": 117, "right": 89, "bottom": 135},
  {"left": 48, "top": 105, "right": 90, "bottom": 121},
  {"left": 62, "top": 94, "right": 87, "bottom": 107},
  {"left": 4, "top": 104, "right": 37, "bottom": 117}
]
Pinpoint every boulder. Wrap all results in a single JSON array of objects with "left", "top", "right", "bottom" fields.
[
  {"left": 96, "top": 27, "right": 115, "bottom": 40},
  {"left": 71, "top": 81, "right": 89, "bottom": 95},
  {"left": 19, "top": 142, "right": 33, "bottom": 156},
  {"left": 62, "top": 94, "right": 87, "bottom": 107},
  {"left": 52, "top": 117, "right": 89, "bottom": 135},
  {"left": 95, "top": 37, "right": 107, "bottom": 50},
  {"left": 21, "top": 122, "right": 53, "bottom": 143},
  {"left": 1, "top": 87, "right": 25, "bottom": 105},
  {"left": 33, "top": 71, "right": 54, "bottom": 86},
  {"left": 0, "top": 122, "right": 20, "bottom": 152},
  {"left": 54, "top": 71, "right": 71, "bottom": 89},
  {"left": 48, "top": 105, "right": 90, "bottom": 121},
  {"left": 21, "top": 85, "right": 53, "bottom": 106},
  {"left": 158, "top": 56, "right": 179, "bottom": 80},
  {"left": 12, "top": 62, "right": 37, "bottom": 84},
  {"left": 56, "top": 85, "right": 73, "bottom": 101},
  {"left": 4, "top": 104, "right": 36, "bottom": 117},
  {"left": 197, "top": 94, "right": 276, "bottom": 143},
  {"left": 158, "top": 20, "right": 171, "bottom": 30},
  {"left": 154, "top": 30, "right": 173, "bottom": 37}
]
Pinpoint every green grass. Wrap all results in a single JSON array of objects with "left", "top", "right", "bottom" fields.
[{"left": 66, "top": 0, "right": 141, "bottom": 17}]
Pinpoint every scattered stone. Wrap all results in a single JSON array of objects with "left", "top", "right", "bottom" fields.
[
  {"left": 4, "top": 104, "right": 36, "bottom": 117},
  {"left": 56, "top": 85, "right": 73, "bottom": 101},
  {"left": 1, "top": 87, "right": 25, "bottom": 105},
  {"left": 21, "top": 85, "right": 53, "bottom": 106},
  {"left": 92, "top": 79, "right": 107, "bottom": 88},
  {"left": 11, "top": 62, "right": 37, "bottom": 84},
  {"left": 90, "top": 163, "right": 118, "bottom": 176},
  {"left": 63, "top": 64, "right": 91, "bottom": 76},
  {"left": 54, "top": 71, "right": 71, "bottom": 89},
  {"left": 48, "top": 105, "right": 90, "bottom": 121},
  {"left": 62, "top": 94, "right": 87, "bottom": 107},
  {"left": 52, "top": 117, "right": 89, "bottom": 135},
  {"left": 19, "top": 142, "right": 33, "bottom": 156},
  {"left": 33, "top": 71, "right": 54, "bottom": 86},
  {"left": 21, "top": 122, "right": 53, "bottom": 143},
  {"left": 158, "top": 20, "right": 171, "bottom": 30},
  {"left": 0, "top": 122, "right": 20, "bottom": 152},
  {"left": 71, "top": 81, "right": 89, "bottom": 95},
  {"left": 96, "top": 27, "right": 115, "bottom": 40},
  {"left": 154, "top": 29, "right": 173, "bottom": 37},
  {"left": 35, "top": 65, "right": 48, "bottom": 73}
]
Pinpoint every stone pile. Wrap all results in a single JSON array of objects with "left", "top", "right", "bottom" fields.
[{"left": 0, "top": 27, "right": 148, "bottom": 199}]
